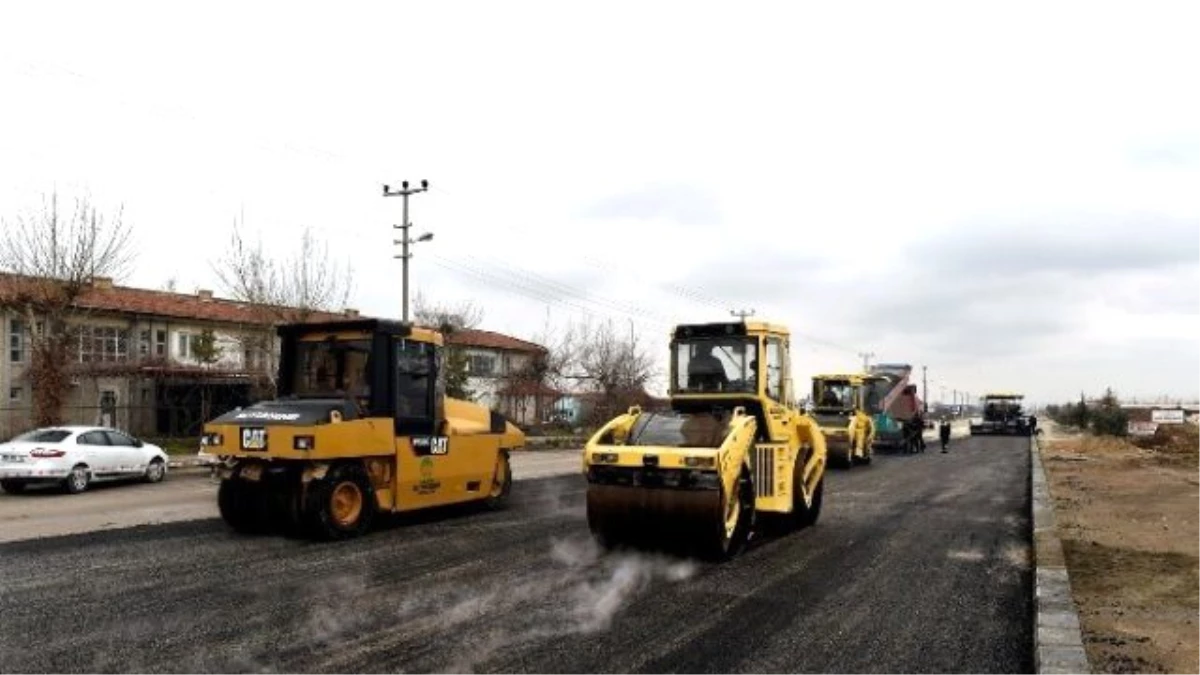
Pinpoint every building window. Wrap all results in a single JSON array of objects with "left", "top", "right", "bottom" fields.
[
  {"left": 177, "top": 332, "right": 193, "bottom": 359},
  {"left": 243, "top": 345, "right": 262, "bottom": 370},
  {"left": 9, "top": 386, "right": 20, "bottom": 402},
  {"left": 138, "top": 330, "right": 151, "bottom": 356},
  {"left": 78, "top": 326, "right": 128, "bottom": 363},
  {"left": 469, "top": 353, "right": 496, "bottom": 377},
  {"left": 154, "top": 329, "right": 167, "bottom": 356},
  {"left": 9, "top": 319, "right": 23, "bottom": 363}
]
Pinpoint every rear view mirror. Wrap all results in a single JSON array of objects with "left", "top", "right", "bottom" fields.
[{"left": 134, "top": 439, "right": 143, "bottom": 448}]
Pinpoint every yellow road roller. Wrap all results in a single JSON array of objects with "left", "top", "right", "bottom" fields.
[
  {"left": 811, "top": 373, "right": 876, "bottom": 468},
  {"left": 200, "top": 319, "right": 524, "bottom": 540},
  {"left": 582, "top": 320, "right": 828, "bottom": 559}
]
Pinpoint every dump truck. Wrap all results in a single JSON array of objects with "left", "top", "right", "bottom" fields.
[
  {"left": 582, "top": 320, "right": 828, "bottom": 560},
  {"left": 969, "top": 392, "right": 1032, "bottom": 436},
  {"left": 811, "top": 373, "right": 876, "bottom": 468},
  {"left": 200, "top": 319, "right": 525, "bottom": 540},
  {"left": 866, "top": 363, "right": 925, "bottom": 453}
]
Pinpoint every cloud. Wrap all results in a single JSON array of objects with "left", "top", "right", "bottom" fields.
[
  {"left": 583, "top": 183, "right": 722, "bottom": 227},
  {"left": 927, "top": 212, "right": 1199, "bottom": 278}
]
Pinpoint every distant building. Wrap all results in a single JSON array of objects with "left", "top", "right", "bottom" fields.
[
  {"left": 0, "top": 274, "right": 349, "bottom": 439},
  {"left": 446, "top": 329, "right": 552, "bottom": 428},
  {"left": 1, "top": 274, "right": 562, "bottom": 438}
]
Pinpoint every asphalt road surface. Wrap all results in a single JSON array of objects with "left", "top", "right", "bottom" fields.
[{"left": 0, "top": 434, "right": 1032, "bottom": 673}]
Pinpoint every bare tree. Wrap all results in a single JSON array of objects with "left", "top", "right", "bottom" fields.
[
  {"left": 570, "top": 319, "right": 657, "bottom": 425},
  {"left": 0, "top": 191, "right": 135, "bottom": 426},
  {"left": 500, "top": 319, "right": 581, "bottom": 428},
  {"left": 412, "top": 290, "right": 483, "bottom": 333},
  {"left": 211, "top": 221, "right": 354, "bottom": 396}
]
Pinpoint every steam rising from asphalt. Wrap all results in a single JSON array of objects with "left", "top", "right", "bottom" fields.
[
  {"left": 436, "top": 537, "right": 698, "bottom": 672},
  {"left": 280, "top": 536, "right": 698, "bottom": 673}
]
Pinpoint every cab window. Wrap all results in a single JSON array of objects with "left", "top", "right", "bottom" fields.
[
  {"left": 395, "top": 340, "right": 436, "bottom": 433},
  {"left": 765, "top": 339, "right": 783, "bottom": 400}
]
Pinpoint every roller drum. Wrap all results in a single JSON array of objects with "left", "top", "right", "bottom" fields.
[{"left": 586, "top": 483, "right": 728, "bottom": 554}]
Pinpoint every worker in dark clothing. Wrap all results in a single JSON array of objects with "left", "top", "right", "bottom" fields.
[{"left": 939, "top": 418, "right": 952, "bottom": 452}]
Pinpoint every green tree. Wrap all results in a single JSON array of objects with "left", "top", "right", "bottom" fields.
[
  {"left": 1090, "top": 387, "right": 1128, "bottom": 436},
  {"left": 191, "top": 328, "right": 223, "bottom": 367}
]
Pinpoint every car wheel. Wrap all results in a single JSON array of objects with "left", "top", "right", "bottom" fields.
[
  {"left": 143, "top": 458, "right": 167, "bottom": 483},
  {"left": 63, "top": 464, "right": 91, "bottom": 494}
]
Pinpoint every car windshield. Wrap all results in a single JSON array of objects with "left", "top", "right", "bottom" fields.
[
  {"left": 293, "top": 339, "right": 372, "bottom": 399},
  {"left": 813, "top": 380, "right": 854, "bottom": 410},
  {"left": 12, "top": 429, "right": 73, "bottom": 443},
  {"left": 673, "top": 338, "right": 757, "bottom": 394}
]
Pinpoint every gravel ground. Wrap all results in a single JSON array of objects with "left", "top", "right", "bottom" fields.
[{"left": 0, "top": 434, "right": 1032, "bottom": 673}]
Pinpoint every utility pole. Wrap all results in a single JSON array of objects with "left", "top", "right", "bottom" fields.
[
  {"left": 383, "top": 179, "right": 430, "bottom": 323},
  {"left": 730, "top": 309, "right": 755, "bottom": 320},
  {"left": 922, "top": 365, "right": 928, "bottom": 413},
  {"left": 858, "top": 351, "right": 876, "bottom": 371}
]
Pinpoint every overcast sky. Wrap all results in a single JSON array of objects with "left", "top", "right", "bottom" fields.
[{"left": 1, "top": 0, "right": 1197, "bottom": 404}]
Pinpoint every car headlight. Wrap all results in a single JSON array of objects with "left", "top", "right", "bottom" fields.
[{"left": 592, "top": 452, "right": 619, "bottom": 464}]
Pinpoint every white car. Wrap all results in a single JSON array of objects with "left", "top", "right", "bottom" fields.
[{"left": 0, "top": 426, "right": 169, "bottom": 494}]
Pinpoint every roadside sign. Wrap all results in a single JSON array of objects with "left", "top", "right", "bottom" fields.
[
  {"left": 1127, "top": 421, "right": 1158, "bottom": 436},
  {"left": 1151, "top": 409, "right": 1185, "bottom": 424}
]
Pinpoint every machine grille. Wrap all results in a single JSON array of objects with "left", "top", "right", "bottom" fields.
[{"left": 756, "top": 446, "right": 775, "bottom": 497}]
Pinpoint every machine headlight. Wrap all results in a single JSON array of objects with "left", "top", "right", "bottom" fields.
[
  {"left": 683, "top": 456, "right": 716, "bottom": 468},
  {"left": 293, "top": 435, "right": 316, "bottom": 451},
  {"left": 201, "top": 433, "right": 224, "bottom": 446}
]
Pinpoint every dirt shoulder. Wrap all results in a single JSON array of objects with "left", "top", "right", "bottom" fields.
[{"left": 1041, "top": 421, "right": 1199, "bottom": 674}]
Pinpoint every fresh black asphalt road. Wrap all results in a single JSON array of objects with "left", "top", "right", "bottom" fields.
[{"left": 0, "top": 435, "right": 1032, "bottom": 673}]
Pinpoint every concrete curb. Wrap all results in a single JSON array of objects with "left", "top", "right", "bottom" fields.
[{"left": 1030, "top": 433, "right": 1091, "bottom": 674}]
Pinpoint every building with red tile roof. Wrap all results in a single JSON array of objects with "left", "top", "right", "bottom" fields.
[{"left": 1, "top": 274, "right": 550, "bottom": 436}]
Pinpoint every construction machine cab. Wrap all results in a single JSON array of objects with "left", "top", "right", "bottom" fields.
[
  {"left": 981, "top": 392, "right": 1024, "bottom": 421},
  {"left": 275, "top": 319, "right": 446, "bottom": 436},
  {"left": 670, "top": 321, "right": 792, "bottom": 439},
  {"left": 811, "top": 376, "right": 862, "bottom": 413}
]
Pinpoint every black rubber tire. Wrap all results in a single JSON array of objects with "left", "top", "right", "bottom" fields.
[
  {"left": 794, "top": 466, "right": 824, "bottom": 529},
  {"left": 265, "top": 468, "right": 305, "bottom": 538},
  {"left": 218, "top": 473, "right": 269, "bottom": 534},
  {"left": 831, "top": 445, "right": 854, "bottom": 469},
  {"left": 0, "top": 479, "right": 27, "bottom": 493},
  {"left": 482, "top": 451, "right": 512, "bottom": 511},
  {"left": 304, "top": 463, "right": 375, "bottom": 541},
  {"left": 701, "top": 469, "right": 754, "bottom": 561}
]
